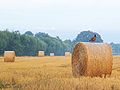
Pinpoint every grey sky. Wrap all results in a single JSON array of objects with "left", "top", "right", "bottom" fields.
[{"left": 0, "top": 0, "right": 120, "bottom": 43}]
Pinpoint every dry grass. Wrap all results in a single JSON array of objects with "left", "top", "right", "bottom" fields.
[{"left": 0, "top": 56, "right": 120, "bottom": 90}]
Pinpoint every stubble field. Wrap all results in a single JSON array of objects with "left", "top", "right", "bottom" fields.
[{"left": 0, "top": 56, "right": 120, "bottom": 90}]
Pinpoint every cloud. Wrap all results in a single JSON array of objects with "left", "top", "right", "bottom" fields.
[
  {"left": 0, "top": 0, "right": 120, "bottom": 43},
  {"left": 0, "top": 0, "right": 49, "bottom": 10},
  {"left": 0, "top": 0, "right": 120, "bottom": 11},
  {"left": 35, "top": 26, "right": 56, "bottom": 31}
]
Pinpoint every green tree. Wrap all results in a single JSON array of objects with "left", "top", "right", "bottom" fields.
[
  {"left": 63, "top": 39, "right": 72, "bottom": 52},
  {"left": 73, "top": 31, "right": 103, "bottom": 45},
  {"left": 35, "top": 32, "right": 66, "bottom": 55},
  {"left": 24, "top": 31, "right": 34, "bottom": 36}
]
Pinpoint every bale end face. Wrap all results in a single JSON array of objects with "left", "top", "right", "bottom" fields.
[
  {"left": 50, "top": 53, "right": 54, "bottom": 56},
  {"left": 65, "top": 52, "right": 71, "bottom": 56},
  {"left": 72, "top": 42, "right": 113, "bottom": 77},
  {"left": 38, "top": 51, "right": 45, "bottom": 57},
  {"left": 4, "top": 51, "right": 16, "bottom": 62}
]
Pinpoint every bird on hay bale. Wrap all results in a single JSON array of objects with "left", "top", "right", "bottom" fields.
[{"left": 89, "top": 35, "right": 96, "bottom": 42}]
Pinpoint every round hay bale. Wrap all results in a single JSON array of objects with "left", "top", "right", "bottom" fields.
[
  {"left": 4, "top": 51, "right": 16, "bottom": 62},
  {"left": 65, "top": 52, "right": 71, "bottom": 56},
  {"left": 50, "top": 53, "right": 54, "bottom": 56},
  {"left": 38, "top": 51, "right": 44, "bottom": 57},
  {"left": 72, "top": 42, "right": 113, "bottom": 77}
]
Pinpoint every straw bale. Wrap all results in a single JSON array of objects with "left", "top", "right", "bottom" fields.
[
  {"left": 50, "top": 53, "right": 54, "bottom": 56},
  {"left": 4, "top": 51, "right": 15, "bottom": 62},
  {"left": 65, "top": 52, "right": 71, "bottom": 56},
  {"left": 72, "top": 42, "right": 113, "bottom": 77},
  {"left": 38, "top": 51, "right": 44, "bottom": 57}
]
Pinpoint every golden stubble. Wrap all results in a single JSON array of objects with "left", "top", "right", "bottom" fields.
[{"left": 0, "top": 56, "right": 120, "bottom": 90}]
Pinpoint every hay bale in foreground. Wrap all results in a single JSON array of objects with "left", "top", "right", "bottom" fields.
[
  {"left": 38, "top": 51, "right": 44, "bottom": 57},
  {"left": 65, "top": 52, "right": 71, "bottom": 56},
  {"left": 4, "top": 51, "right": 16, "bottom": 62},
  {"left": 50, "top": 53, "right": 54, "bottom": 56},
  {"left": 72, "top": 42, "right": 113, "bottom": 77}
]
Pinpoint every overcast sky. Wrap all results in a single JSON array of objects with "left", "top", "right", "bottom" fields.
[{"left": 0, "top": 0, "right": 120, "bottom": 43}]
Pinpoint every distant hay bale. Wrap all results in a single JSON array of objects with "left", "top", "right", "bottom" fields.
[
  {"left": 38, "top": 51, "right": 44, "bottom": 57},
  {"left": 72, "top": 42, "right": 113, "bottom": 77},
  {"left": 65, "top": 52, "right": 71, "bottom": 56},
  {"left": 4, "top": 51, "right": 16, "bottom": 62},
  {"left": 50, "top": 53, "right": 54, "bottom": 56}
]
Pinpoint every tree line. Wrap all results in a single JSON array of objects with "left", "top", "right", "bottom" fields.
[
  {"left": 0, "top": 30, "right": 72, "bottom": 56},
  {"left": 110, "top": 43, "right": 120, "bottom": 55},
  {"left": 0, "top": 30, "right": 119, "bottom": 56}
]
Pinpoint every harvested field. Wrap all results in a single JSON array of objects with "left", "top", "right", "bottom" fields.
[{"left": 0, "top": 56, "right": 120, "bottom": 90}]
